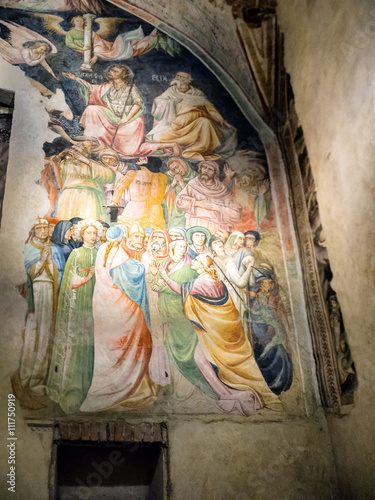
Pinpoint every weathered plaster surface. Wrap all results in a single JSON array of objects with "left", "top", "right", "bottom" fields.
[
  {"left": 278, "top": 1, "right": 375, "bottom": 497},
  {"left": 168, "top": 416, "right": 338, "bottom": 500}
]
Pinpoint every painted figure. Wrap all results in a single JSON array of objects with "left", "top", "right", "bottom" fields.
[
  {"left": 0, "top": 20, "right": 58, "bottom": 79},
  {"left": 244, "top": 230, "right": 272, "bottom": 268},
  {"left": 63, "top": 65, "right": 176, "bottom": 156},
  {"left": 152, "top": 239, "right": 215, "bottom": 398},
  {"left": 55, "top": 143, "right": 115, "bottom": 222},
  {"left": 159, "top": 255, "right": 280, "bottom": 415},
  {"left": 123, "top": 223, "right": 146, "bottom": 261},
  {"left": 112, "top": 157, "right": 168, "bottom": 230},
  {"left": 100, "top": 149, "right": 132, "bottom": 216},
  {"left": 80, "top": 225, "right": 157, "bottom": 412},
  {"left": 225, "top": 247, "right": 255, "bottom": 311},
  {"left": 176, "top": 161, "right": 242, "bottom": 233},
  {"left": 208, "top": 235, "right": 231, "bottom": 281},
  {"left": 65, "top": 16, "right": 158, "bottom": 65},
  {"left": 68, "top": 217, "right": 83, "bottom": 250},
  {"left": 168, "top": 226, "right": 187, "bottom": 241},
  {"left": 39, "top": 156, "right": 62, "bottom": 218},
  {"left": 47, "top": 217, "right": 59, "bottom": 238},
  {"left": 141, "top": 229, "right": 171, "bottom": 386},
  {"left": 147, "top": 72, "right": 237, "bottom": 160},
  {"left": 143, "top": 227, "right": 153, "bottom": 249},
  {"left": 214, "top": 228, "right": 229, "bottom": 243},
  {"left": 37, "top": 14, "right": 180, "bottom": 65},
  {"left": 163, "top": 157, "right": 196, "bottom": 228},
  {"left": 186, "top": 226, "right": 210, "bottom": 260},
  {"left": 226, "top": 249, "right": 293, "bottom": 395},
  {"left": 95, "top": 221, "right": 109, "bottom": 247},
  {"left": 47, "top": 219, "right": 102, "bottom": 413},
  {"left": 13, "top": 218, "right": 65, "bottom": 405},
  {"left": 228, "top": 150, "right": 273, "bottom": 231},
  {"left": 225, "top": 230, "right": 245, "bottom": 257},
  {"left": 50, "top": 219, "right": 74, "bottom": 261}
]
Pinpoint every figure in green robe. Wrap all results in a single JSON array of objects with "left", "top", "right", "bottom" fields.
[
  {"left": 55, "top": 144, "right": 115, "bottom": 223},
  {"left": 152, "top": 239, "right": 215, "bottom": 398},
  {"left": 47, "top": 220, "right": 102, "bottom": 414},
  {"left": 162, "top": 157, "right": 196, "bottom": 228}
]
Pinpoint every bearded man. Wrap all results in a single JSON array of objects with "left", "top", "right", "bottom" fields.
[
  {"left": 13, "top": 218, "right": 65, "bottom": 406},
  {"left": 176, "top": 160, "right": 242, "bottom": 233},
  {"left": 147, "top": 72, "right": 237, "bottom": 161},
  {"left": 63, "top": 65, "right": 176, "bottom": 156},
  {"left": 124, "top": 223, "right": 146, "bottom": 261}
]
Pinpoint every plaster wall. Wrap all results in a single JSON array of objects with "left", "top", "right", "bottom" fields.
[
  {"left": 168, "top": 416, "right": 337, "bottom": 500},
  {"left": 1, "top": 414, "right": 339, "bottom": 500},
  {"left": 0, "top": 2, "right": 350, "bottom": 498},
  {"left": 277, "top": 1, "right": 375, "bottom": 498}
]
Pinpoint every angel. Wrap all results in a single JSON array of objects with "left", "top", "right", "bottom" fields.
[
  {"left": 0, "top": 21, "right": 58, "bottom": 79},
  {"left": 36, "top": 14, "right": 181, "bottom": 66}
]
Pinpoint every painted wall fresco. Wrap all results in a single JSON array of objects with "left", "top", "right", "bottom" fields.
[
  {"left": 0, "top": 88, "right": 14, "bottom": 227},
  {"left": 0, "top": 0, "right": 295, "bottom": 416}
]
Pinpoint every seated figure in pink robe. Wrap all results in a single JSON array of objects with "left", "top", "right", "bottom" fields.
[{"left": 63, "top": 65, "right": 176, "bottom": 157}]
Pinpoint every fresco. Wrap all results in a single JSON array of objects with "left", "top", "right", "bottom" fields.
[
  {"left": 0, "top": 0, "right": 294, "bottom": 416},
  {"left": 0, "top": 88, "right": 14, "bottom": 227}
]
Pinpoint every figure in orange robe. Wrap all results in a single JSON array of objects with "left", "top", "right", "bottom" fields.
[
  {"left": 80, "top": 226, "right": 157, "bottom": 412},
  {"left": 112, "top": 157, "right": 168, "bottom": 229}
]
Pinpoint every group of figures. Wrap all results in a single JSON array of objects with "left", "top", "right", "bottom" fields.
[
  {"left": 14, "top": 210, "right": 293, "bottom": 415},
  {"left": 0, "top": 1, "right": 293, "bottom": 416}
]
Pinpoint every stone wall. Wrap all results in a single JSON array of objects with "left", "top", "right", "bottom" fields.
[{"left": 277, "top": 1, "right": 375, "bottom": 498}]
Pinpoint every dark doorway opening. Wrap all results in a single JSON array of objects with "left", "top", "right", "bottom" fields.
[{"left": 54, "top": 441, "right": 166, "bottom": 500}]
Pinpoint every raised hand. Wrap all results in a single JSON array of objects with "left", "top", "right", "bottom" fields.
[
  {"left": 259, "top": 179, "right": 270, "bottom": 195},
  {"left": 149, "top": 260, "right": 159, "bottom": 276},
  {"left": 87, "top": 264, "right": 95, "bottom": 281},
  {"left": 224, "top": 163, "right": 235, "bottom": 180}
]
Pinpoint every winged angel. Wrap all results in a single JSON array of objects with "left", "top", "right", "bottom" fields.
[
  {"left": 0, "top": 20, "right": 58, "bottom": 79},
  {"left": 37, "top": 14, "right": 180, "bottom": 66}
]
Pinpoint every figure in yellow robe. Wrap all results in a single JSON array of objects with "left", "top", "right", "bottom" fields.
[
  {"left": 146, "top": 72, "right": 237, "bottom": 161},
  {"left": 159, "top": 255, "right": 281, "bottom": 416},
  {"left": 111, "top": 157, "right": 168, "bottom": 229}
]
